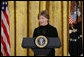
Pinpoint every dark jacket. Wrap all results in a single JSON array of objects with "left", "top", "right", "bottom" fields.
[{"left": 33, "top": 24, "right": 60, "bottom": 56}]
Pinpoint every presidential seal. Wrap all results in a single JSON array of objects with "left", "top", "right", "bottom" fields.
[{"left": 35, "top": 36, "right": 48, "bottom": 48}]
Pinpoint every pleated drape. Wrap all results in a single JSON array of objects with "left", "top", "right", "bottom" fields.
[{"left": 8, "top": 1, "right": 83, "bottom": 56}]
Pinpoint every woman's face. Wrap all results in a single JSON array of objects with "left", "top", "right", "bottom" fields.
[{"left": 39, "top": 15, "right": 48, "bottom": 26}]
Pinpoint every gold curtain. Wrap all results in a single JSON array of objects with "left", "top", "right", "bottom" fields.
[{"left": 8, "top": 1, "right": 83, "bottom": 56}]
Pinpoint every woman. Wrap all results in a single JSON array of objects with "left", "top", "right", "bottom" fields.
[{"left": 33, "top": 10, "right": 60, "bottom": 56}]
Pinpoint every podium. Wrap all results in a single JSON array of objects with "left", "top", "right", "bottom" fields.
[{"left": 22, "top": 36, "right": 61, "bottom": 56}]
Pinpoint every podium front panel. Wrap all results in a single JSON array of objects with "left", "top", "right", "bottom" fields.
[{"left": 22, "top": 37, "right": 61, "bottom": 48}]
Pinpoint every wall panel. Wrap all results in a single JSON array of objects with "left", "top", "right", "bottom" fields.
[
  {"left": 8, "top": 1, "right": 15, "bottom": 56},
  {"left": 16, "top": 1, "right": 27, "bottom": 56}
]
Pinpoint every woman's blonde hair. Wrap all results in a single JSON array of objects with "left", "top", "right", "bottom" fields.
[{"left": 38, "top": 10, "right": 49, "bottom": 20}]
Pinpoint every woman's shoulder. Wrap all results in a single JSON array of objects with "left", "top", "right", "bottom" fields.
[
  {"left": 34, "top": 26, "right": 40, "bottom": 31},
  {"left": 49, "top": 25, "right": 58, "bottom": 34},
  {"left": 49, "top": 24, "right": 57, "bottom": 30},
  {"left": 34, "top": 24, "right": 57, "bottom": 31}
]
